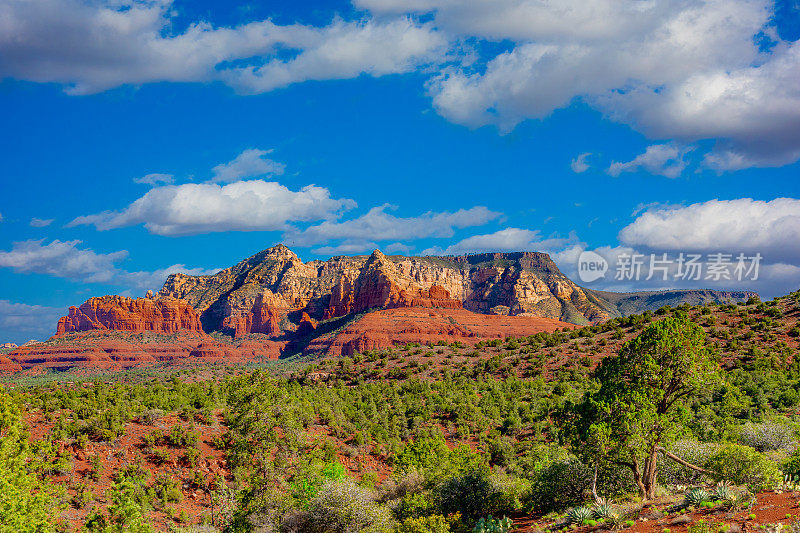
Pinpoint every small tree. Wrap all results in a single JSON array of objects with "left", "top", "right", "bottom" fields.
[{"left": 567, "top": 316, "right": 717, "bottom": 500}]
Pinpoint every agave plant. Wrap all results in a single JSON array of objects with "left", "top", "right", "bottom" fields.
[
  {"left": 592, "top": 502, "right": 617, "bottom": 520},
  {"left": 684, "top": 487, "right": 712, "bottom": 507},
  {"left": 566, "top": 506, "right": 594, "bottom": 525},
  {"left": 713, "top": 481, "right": 734, "bottom": 501}
]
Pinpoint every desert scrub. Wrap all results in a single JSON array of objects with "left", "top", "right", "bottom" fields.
[
  {"left": 304, "top": 479, "right": 394, "bottom": 533},
  {"left": 738, "top": 421, "right": 797, "bottom": 453},
  {"left": 704, "top": 444, "right": 781, "bottom": 491}
]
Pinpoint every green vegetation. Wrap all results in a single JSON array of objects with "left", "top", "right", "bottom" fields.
[{"left": 0, "top": 293, "right": 799, "bottom": 531}]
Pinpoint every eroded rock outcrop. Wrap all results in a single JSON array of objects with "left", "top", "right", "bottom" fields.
[
  {"left": 56, "top": 296, "right": 202, "bottom": 335},
  {"left": 221, "top": 291, "right": 282, "bottom": 337},
  {"left": 323, "top": 250, "right": 463, "bottom": 319}
]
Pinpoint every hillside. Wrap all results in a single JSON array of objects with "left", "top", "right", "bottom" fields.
[{"left": 4, "top": 291, "right": 799, "bottom": 532}]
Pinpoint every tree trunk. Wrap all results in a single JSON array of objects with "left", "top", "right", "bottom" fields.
[
  {"left": 630, "top": 458, "right": 647, "bottom": 498},
  {"left": 643, "top": 446, "right": 659, "bottom": 500},
  {"left": 592, "top": 464, "right": 600, "bottom": 503}
]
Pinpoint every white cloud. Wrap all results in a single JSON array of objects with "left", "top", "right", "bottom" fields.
[
  {"left": 385, "top": 242, "right": 414, "bottom": 254},
  {"left": 210, "top": 149, "right": 285, "bottom": 183},
  {"left": 285, "top": 204, "right": 500, "bottom": 249},
  {"left": 29, "top": 217, "right": 54, "bottom": 227},
  {"left": 0, "top": 239, "right": 219, "bottom": 292},
  {"left": 0, "top": 239, "right": 128, "bottom": 283},
  {"left": 222, "top": 17, "right": 449, "bottom": 94},
  {"left": 68, "top": 180, "right": 356, "bottom": 236},
  {"left": 0, "top": 1, "right": 447, "bottom": 94},
  {"left": 422, "top": 227, "right": 578, "bottom": 256},
  {"left": 570, "top": 152, "right": 591, "bottom": 173},
  {"left": 133, "top": 173, "right": 174, "bottom": 186},
  {"left": 0, "top": 300, "right": 65, "bottom": 341},
  {"left": 607, "top": 144, "right": 691, "bottom": 178},
  {"left": 412, "top": 0, "right": 800, "bottom": 169},
  {"left": 618, "top": 198, "right": 800, "bottom": 264},
  {"left": 311, "top": 241, "right": 380, "bottom": 256}
]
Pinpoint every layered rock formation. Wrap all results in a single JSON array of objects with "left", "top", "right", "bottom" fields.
[
  {"left": 57, "top": 296, "right": 202, "bottom": 335},
  {"left": 6, "top": 331, "right": 283, "bottom": 373},
  {"left": 306, "top": 307, "right": 578, "bottom": 357},
  {"left": 0, "top": 244, "right": 756, "bottom": 375},
  {"left": 159, "top": 245, "right": 756, "bottom": 336}
]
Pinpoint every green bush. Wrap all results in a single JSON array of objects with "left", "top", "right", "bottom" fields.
[
  {"left": 527, "top": 456, "right": 591, "bottom": 513},
  {"left": 436, "top": 469, "right": 493, "bottom": 520},
  {"left": 396, "top": 514, "right": 455, "bottom": 533},
  {"left": 783, "top": 450, "right": 800, "bottom": 478},
  {"left": 704, "top": 443, "right": 781, "bottom": 491},
  {"left": 305, "top": 479, "right": 394, "bottom": 533},
  {"left": 290, "top": 461, "right": 348, "bottom": 508},
  {"left": 0, "top": 390, "right": 60, "bottom": 532}
]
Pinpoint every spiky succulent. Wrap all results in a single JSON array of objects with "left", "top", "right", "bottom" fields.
[
  {"left": 713, "top": 481, "right": 734, "bottom": 501},
  {"left": 566, "top": 506, "right": 594, "bottom": 525},
  {"left": 684, "top": 488, "right": 711, "bottom": 507},
  {"left": 591, "top": 503, "right": 617, "bottom": 520}
]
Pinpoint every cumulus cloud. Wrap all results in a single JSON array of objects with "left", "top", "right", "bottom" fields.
[
  {"left": 618, "top": 198, "right": 800, "bottom": 264},
  {"left": 311, "top": 241, "right": 380, "bottom": 256},
  {"left": 406, "top": 0, "right": 800, "bottom": 169},
  {"left": 133, "top": 173, "right": 174, "bottom": 186},
  {"left": 210, "top": 149, "right": 285, "bottom": 183},
  {"left": 570, "top": 152, "right": 591, "bottom": 173},
  {"left": 285, "top": 204, "right": 500, "bottom": 251},
  {"left": 422, "top": 227, "right": 578, "bottom": 256},
  {"left": 0, "top": 239, "right": 219, "bottom": 292},
  {"left": 68, "top": 180, "right": 356, "bottom": 236},
  {"left": 0, "top": 300, "right": 66, "bottom": 342},
  {"left": 0, "top": 239, "right": 128, "bottom": 283},
  {"left": 221, "top": 17, "right": 449, "bottom": 94},
  {"left": 29, "top": 217, "right": 54, "bottom": 227},
  {"left": 607, "top": 144, "right": 691, "bottom": 178},
  {"left": 0, "top": 0, "right": 447, "bottom": 94}
]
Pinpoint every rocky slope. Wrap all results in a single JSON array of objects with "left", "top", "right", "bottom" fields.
[{"left": 160, "top": 245, "right": 755, "bottom": 332}]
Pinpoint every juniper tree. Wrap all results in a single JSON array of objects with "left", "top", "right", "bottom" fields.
[{"left": 567, "top": 316, "right": 717, "bottom": 500}]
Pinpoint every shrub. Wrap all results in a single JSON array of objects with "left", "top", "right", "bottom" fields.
[
  {"left": 290, "top": 461, "right": 348, "bottom": 508},
  {"left": 305, "top": 479, "right": 394, "bottom": 533},
  {"left": 397, "top": 514, "right": 456, "bottom": 533},
  {"left": 436, "top": 469, "right": 493, "bottom": 519},
  {"left": 704, "top": 443, "right": 782, "bottom": 491},
  {"left": 658, "top": 440, "right": 718, "bottom": 487},
  {"left": 527, "top": 456, "right": 591, "bottom": 513},
  {"left": 783, "top": 450, "right": 800, "bottom": 478},
  {"left": 738, "top": 422, "right": 797, "bottom": 452},
  {"left": 395, "top": 492, "right": 435, "bottom": 520},
  {"left": 473, "top": 516, "right": 513, "bottom": 533},
  {"left": 138, "top": 409, "right": 164, "bottom": 425}
]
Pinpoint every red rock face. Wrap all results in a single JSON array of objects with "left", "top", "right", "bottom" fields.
[
  {"left": 306, "top": 306, "right": 577, "bottom": 356},
  {"left": 296, "top": 312, "right": 318, "bottom": 337},
  {"left": 323, "top": 251, "right": 462, "bottom": 319},
  {"left": 57, "top": 296, "right": 202, "bottom": 335},
  {"left": 221, "top": 292, "right": 282, "bottom": 337}
]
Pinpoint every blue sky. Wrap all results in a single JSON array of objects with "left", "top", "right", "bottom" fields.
[{"left": 0, "top": 0, "right": 799, "bottom": 343}]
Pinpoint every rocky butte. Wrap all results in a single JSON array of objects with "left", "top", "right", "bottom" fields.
[{"left": 3, "top": 245, "right": 756, "bottom": 373}]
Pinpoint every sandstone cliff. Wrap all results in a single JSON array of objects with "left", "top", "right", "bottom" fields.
[
  {"left": 57, "top": 295, "right": 202, "bottom": 335},
  {"left": 159, "top": 245, "right": 756, "bottom": 336}
]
